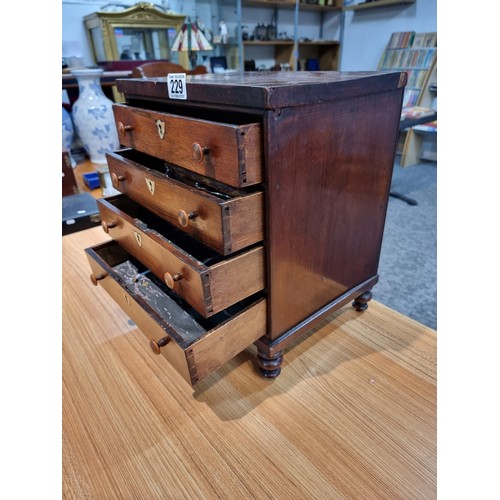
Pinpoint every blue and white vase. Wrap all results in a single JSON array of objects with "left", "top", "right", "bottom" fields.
[
  {"left": 70, "top": 68, "right": 119, "bottom": 165},
  {"left": 62, "top": 106, "right": 76, "bottom": 167}
]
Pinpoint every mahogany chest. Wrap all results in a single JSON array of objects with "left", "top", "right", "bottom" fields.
[{"left": 85, "top": 71, "right": 405, "bottom": 386}]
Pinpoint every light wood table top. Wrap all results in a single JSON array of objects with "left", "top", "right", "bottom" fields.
[{"left": 63, "top": 226, "right": 437, "bottom": 499}]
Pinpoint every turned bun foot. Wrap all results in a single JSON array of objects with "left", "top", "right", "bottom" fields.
[
  {"left": 257, "top": 350, "right": 284, "bottom": 379},
  {"left": 352, "top": 290, "right": 373, "bottom": 312}
]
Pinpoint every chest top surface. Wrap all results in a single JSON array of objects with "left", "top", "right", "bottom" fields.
[{"left": 116, "top": 71, "right": 406, "bottom": 110}]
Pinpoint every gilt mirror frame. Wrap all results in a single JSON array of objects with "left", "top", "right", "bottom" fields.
[{"left": 84, "top": 2, "right": 189, "bottom": 69}]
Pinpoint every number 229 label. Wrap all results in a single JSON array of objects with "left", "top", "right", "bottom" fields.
[{"left": 167, "top": 73, "right": 187, "bottom": 100}]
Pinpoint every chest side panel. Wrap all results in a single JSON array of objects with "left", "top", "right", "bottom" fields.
[{"left": 264, "top": 87, "right": 404, "bottom": 339}]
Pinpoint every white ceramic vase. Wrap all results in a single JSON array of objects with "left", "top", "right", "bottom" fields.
[
  {"left": 71, "top": 68, "right": 119, "bottom": 165},
  {"left": 62, "top": 106, "right": 77, "bottom": 167}
]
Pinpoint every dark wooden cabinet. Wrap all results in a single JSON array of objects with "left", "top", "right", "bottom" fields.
[{"left": 85, "top": 71, "right": 406, "bottom": 387}]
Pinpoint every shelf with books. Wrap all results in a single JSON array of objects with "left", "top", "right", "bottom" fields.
[
  {"left": 379, "top": 46, "right": 436, "bottom": 108},
  {"left": 400, "top": 58, "right": 437, "bottom": 166},
  {"left": 378, "top": 31, "right": 437, "bottom": 167}
]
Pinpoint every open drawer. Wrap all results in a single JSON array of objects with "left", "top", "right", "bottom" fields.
[
  {"left": 106, "top": 149, "right": 264, "bottom": 255},
  {"left": 112, "top": 103, "right": 263, "bottom": 188},
  {"left": 97, "top": 195, "right": 265, "bottom": 318},
  {"left": 85, "top": 240, "right": 267, "bottom": 386}
]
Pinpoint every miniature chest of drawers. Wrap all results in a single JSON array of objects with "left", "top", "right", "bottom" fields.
[{"left": 85, "top": 71, "right": 406, "bottom": 387}]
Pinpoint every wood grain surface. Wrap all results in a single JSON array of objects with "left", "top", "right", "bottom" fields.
[{"left": 63, "top": 227, "right": 436, "bottom": 499}]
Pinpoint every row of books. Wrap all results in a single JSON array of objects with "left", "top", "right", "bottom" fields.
[
  {"left": 413, "top": 32, "right": 437, "bottom": 48},
  {"left": 402, "top": 89, "right": 421, "bottom": 109},
  {"left": 413, "top": 120, "right": 437, "bottom": 133},
  {"left": 405, "top": 69, "right": 432, "bottom": 89},
  {"left": 379, "top": 47, "right": 436, "bottom": 70},
  {"left": 387, "top": 31, "right": 437, "bottom": 49},
  {"left": 400, "top": 106, "right": 436, "bottom": 121},
  {"left": 387, "top": 31, "right": 415, "bottom": 49}
]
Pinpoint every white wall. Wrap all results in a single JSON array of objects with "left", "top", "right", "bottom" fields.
[{"left": 340, "top": 0, "right": 437, "bottom": 71}]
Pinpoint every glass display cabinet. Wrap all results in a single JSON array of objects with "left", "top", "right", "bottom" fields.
[{"left": 83, "top": 2, "right": 189, "bottom": 69}]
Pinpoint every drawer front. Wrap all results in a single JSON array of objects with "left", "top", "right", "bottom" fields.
[
  {"left": 85, "top": 241, "right": 267, "bottom": 386},
  {"left": 107, "top": 150, "right": 264, "bottom": 255},
  {"left": 113, "top": 104, "right": 263, "bottom": 188},
  {"left": 98, "top": 196, "right": 265, "bottom": 318}
]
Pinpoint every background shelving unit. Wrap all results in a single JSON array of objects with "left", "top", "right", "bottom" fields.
[
  {"left": 378, "top": 31, "right": 437, "bottom": 167},
  {"left": 400, "top": 61, "right": 437, "bottom": 166},
  {"left": 217, "top": 0, "right": 343, "bottom": 71}
]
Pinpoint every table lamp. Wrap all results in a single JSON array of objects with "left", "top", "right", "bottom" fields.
[{"left": 171, "top": 18, "right": 213, "bottom": 70}]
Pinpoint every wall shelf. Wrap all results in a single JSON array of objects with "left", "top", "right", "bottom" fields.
[
  {"left": 244, "top": 40, "right": 295, "bottom": 46},
  {"left": 242, "top": 0, "right": 342, "bottom": 11},
  {"left": 345, "top": 0, "right": 415, "bottom": 11}
]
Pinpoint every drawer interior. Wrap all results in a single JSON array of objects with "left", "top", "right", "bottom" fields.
[
  {"left": 123, "top": 98, "right": 264, "bottom": 125},
  {"left": 115, "top": 148, "right": 261, "bottom": 198},
  {"left": 104, "top": 195, "right": 264, "bottom": 266},
  {"left": 92, "top": 241, "right": 265, "bottom": 349}
]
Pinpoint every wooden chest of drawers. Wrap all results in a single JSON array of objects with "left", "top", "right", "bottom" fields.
[{"left": 85, "top": 72, "right": 406, "bottom": 387}]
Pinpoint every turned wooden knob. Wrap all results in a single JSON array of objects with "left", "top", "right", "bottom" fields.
[
  {"left": 192, "top": 142, "right": 209, "bottom": 162},
  {"left": 177, "top": 210, "right": 197, "bottom": 227},
  {"left": 101, "top": 221, "right": 116, "bottom": 234},
  {"left": 111, "top": 172, "right": 125, "bottom": 188},
  {"left": 150, "top": 337, "right": 170, "bottom": 355},
  {"left": 164, "top": 272, "right": 183, "bottom": 289},
  {"left": 117, "top": 122, "right": 133, "bottom": 138},
  {"left": 90, "top": 273, "right": 107, "bottom": 286}
]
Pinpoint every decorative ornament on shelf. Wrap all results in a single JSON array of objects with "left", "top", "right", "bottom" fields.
[
  {"left": 171, "top": 18, "right": 213, "bottom": 70},
  {"left": 219, "top": 19, "right": 228, "bottom": 44}
]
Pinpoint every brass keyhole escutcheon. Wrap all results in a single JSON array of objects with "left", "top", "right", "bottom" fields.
[
  {"left": 156, "top": 119, "right": 166, "bottom": 140},
  {"left": 133, "top": 231, "right": 142, "bottom": 247},
  {"left": 145, "top": 177, "right": 155, "bottom": 195}
]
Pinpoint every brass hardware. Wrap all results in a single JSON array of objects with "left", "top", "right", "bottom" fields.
[
  {"left": 90, "top": 273, "right": 107, "bottom": 286},
  {"left": 192, "top": 142, "right": 209, "bottom": 162},
  {"left": 164, "top": 272, "right": 183, "bottom": 289},
  {"left": 111, "top": 172, "right": 125, "bottom": 188},
  {"left": 145, "top": 177, "right": 155, "bottom": 195},
  {"left": 133, "top": 231, "right": 142, "bottom": 247},
  {"left": 117, "top": 122, "right": 133, "bottom": 137},
  {"left": 150, "top": 337, "right": 170, "bottom": 355},
  {"left": 177, "top": 210, "right": 197, "bottom": 227},
  {"left": 155, "top": 119, "right": 166, "bottom": 140},
  {"left": 101, "top": 221, "right": 116, "bottom": 233}
]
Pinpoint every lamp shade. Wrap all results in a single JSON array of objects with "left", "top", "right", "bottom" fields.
[{"left": 171, "top": 21, "right": 213, "bottom": 52}]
